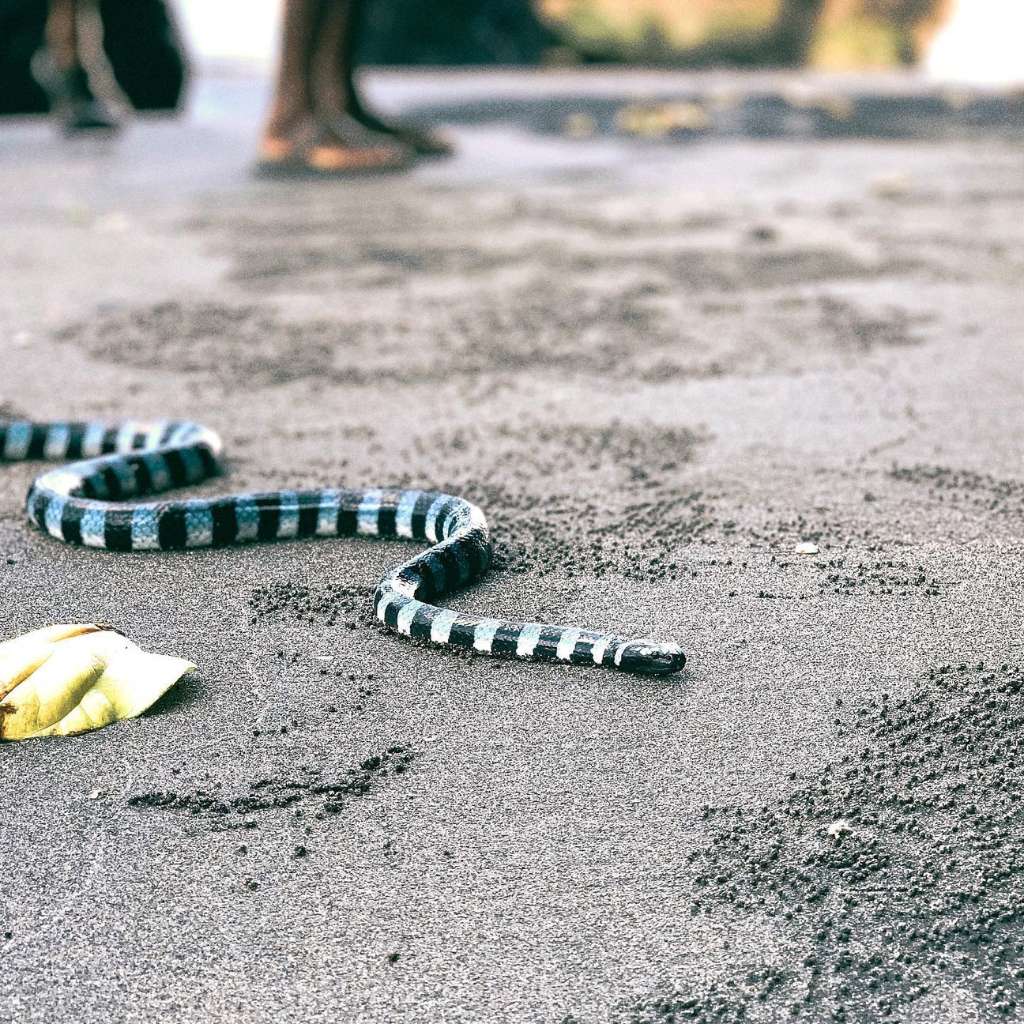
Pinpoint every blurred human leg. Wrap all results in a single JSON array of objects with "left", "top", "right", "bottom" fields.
[
  {"left": 338, "top": 0, "right": 454, "bottom": 157},
  {"left": 263, "top": 0, "right": 320, "bottom": 143},
  {"left": 38, "top": 0, "right": 119, "bottom": 133},
  {"left": 307, "top": 0, "right": 402, "bottom": 147},
  {"left": 45, "top": 0, "right": 79, "bottom": 70},
  {"left": 309, "top": 0, "right": 354, "bottom": 123},
  {"left": 259, "top": 0, "right": 410, "bottom": 175}
]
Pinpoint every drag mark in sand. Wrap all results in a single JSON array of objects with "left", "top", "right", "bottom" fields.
[{"left": 127, "top": 745, "right": 415, "bottom": 827}]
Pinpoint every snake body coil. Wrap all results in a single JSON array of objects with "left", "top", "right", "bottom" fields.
[{"left": 2, "top": 419, "right": 685, "bottom": 675}]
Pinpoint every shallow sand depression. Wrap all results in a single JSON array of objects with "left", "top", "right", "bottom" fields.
[{"left": 1, "top": 71, "right": 1023, "bottom": 1024}]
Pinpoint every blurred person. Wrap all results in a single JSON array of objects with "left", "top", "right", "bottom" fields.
[
  {"left": 35, "top": 0, "right": 118, "bottom": 132},
  {"left": 23, "top": 0, "right": 188, "bottom": 132},
  {"left": 258, "top": 0, "right": 451, "bottom": 177}
]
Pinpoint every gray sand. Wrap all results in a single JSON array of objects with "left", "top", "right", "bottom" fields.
[{"left": 1, "top": 71, "right": 1023, "bottom": 1024}]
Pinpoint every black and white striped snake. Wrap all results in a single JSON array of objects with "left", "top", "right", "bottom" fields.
[{"left": 2, "top": 419, "right": 686, "bottom": 675}]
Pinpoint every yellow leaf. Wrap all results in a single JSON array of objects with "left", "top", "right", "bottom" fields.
[
  {"left": 0, "top": 623, "right": 105, "bottom": 701},
  {"left": 0, "top": 626, "right": 195, "bottom": 741}
]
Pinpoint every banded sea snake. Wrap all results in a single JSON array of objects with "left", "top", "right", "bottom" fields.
[{"left": 2, "top": 419, "right": 686, "bottom": 675}]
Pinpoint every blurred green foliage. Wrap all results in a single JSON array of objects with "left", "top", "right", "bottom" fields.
[
  {"left": 357, "top": 0, "right": 950, "bottom": 68},
  {"left": 546, "top": 0, "right": 951, "bottom": 67}
]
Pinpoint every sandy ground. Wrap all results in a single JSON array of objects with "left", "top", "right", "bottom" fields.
[{"left": 1, "top": 71, "right": 1023, "bottom": 1024}]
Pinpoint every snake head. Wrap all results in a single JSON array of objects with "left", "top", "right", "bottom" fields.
[{"left": 616, "top": 641, "right": 686, "bottom": 675}]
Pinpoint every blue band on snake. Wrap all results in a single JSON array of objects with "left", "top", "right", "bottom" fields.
[{"left": 2, "top": 419, "right": 686, "bottom": 675}]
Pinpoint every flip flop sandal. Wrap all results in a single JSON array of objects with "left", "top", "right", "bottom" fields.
[{"left": 255, "top": 121, "right": 413, "bottom": 179}]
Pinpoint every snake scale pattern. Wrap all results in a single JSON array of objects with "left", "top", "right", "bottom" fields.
[{"left": 1, "top": 419, "right": 686, "bottom": 675}]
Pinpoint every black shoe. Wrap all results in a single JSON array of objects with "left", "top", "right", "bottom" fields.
[{"left": 32, "top": 52, "right": 120, "bottom": 135}]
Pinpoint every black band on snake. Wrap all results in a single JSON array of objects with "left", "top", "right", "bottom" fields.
[{"left": 2, "top": 419, "right": 686, "bottom": 675}]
